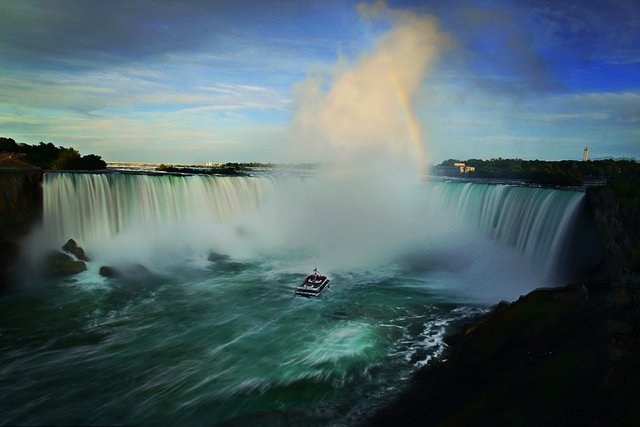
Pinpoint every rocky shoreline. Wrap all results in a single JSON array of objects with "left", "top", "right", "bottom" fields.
[
  {"left": 366, "top": 184, "right": 640, "bottom": 426},
  {"left": 365, "top": 284, "right": 611, "bottom": 426}
]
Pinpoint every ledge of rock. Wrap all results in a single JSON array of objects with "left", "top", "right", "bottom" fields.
[
  {"left": 207, "top": 251, "right": 230, "bottom": 262},
  {"left": 43, "top": 251, "right": 86, "bottom": 277},
  {"left": 99, "top": 264, "right": 161, "bottom": 285},
  {"left": 62, "top": 238, "right": 90, "bottom": 262}
]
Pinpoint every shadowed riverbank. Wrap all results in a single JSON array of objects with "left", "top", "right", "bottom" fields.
[
  {"left": 367, "top": 183, "right": 640, "bottom": 426},
  {"left": 0, "top": 167, "right": 42, "bottom": 288}
]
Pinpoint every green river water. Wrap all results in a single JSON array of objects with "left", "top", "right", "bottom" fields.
[{"left": 0, "top": 173, "right": 589, "bottom": 425}]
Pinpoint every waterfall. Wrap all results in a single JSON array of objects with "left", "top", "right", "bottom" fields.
[
  {"left": 423, "top": 182, "right": 585, "bottom": 280},
  {"left": 41, "top": 173, "right": 589, "bottom": 285},
  {"left": 44, "top": 173, "right": 273, "bottom": 244},
  {"left": 41, "top": 173, "right": 293, "bottom": 266}
]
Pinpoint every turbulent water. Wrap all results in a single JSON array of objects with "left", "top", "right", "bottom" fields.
[{"left": 0, "top": 172, "right": 594, "bottom": 426}]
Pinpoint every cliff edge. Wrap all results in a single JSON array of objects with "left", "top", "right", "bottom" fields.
[
  {"left": 367, "top": 184, "right": 640, "bottom": 426},
  {"left": 0, "top": 159, "right": 43, "bottom": 287}
]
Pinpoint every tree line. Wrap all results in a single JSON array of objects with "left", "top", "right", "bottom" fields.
[
  {"left": 437, "top": 158, "right": 640, "bottom": 186},
  {"left": 0, "top": 137, "right": 106, "bottom": 170}
]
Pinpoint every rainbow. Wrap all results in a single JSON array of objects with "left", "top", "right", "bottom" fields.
[{"left": 392, "top": 76, "right": 426, "bottom": 167}]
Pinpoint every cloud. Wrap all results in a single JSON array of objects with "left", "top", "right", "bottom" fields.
[
  {"left": 548, "top": 91, "right": 640, "bottom": 127},
  {"left": 526, "top": 0, "right": 640, "bottom": 63},
  {"left": 415, "top": 0, "right": 640, "bottom": 96},
  {"left": 441, "top": 3, "right": 562, "bottom": 94},
  {"left": 0, "top": 0, "right": 352, "bottom": 73},
  {"left": 517, "top": 112, "right": 611, "bottom": 122},
  {"left": 290, "top": 1, "right": 450, "bottom": 171},
  {"left": 0, "top": 1, "right": 248, "bottom": 69},
  {"left": 422, "top": 84, "right": 640, "bottom": 161},
  {"left": 0, "top": 68, "right": 291, "bottom": 115},
  {"left": 1, "top": 0, "right": 638, "bottom": 164},
  {"left": 0, "top": 105, "right": 288, "bottom": 163}
]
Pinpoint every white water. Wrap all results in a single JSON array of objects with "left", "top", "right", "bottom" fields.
[
  {"left": 38, "top": 172, "right": 586, "bottom": 302},
  {"left": 2, "top": 171, "right": 594, "bottom": 425},
  {"left": 422, "top": 182, "right": 585, "bottom": 281}
]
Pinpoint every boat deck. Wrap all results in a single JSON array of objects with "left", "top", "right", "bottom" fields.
[{"left": 294, "top": 273, "right": 330, "bottom": 297}]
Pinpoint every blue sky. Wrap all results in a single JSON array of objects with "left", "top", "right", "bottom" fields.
[{"left": 0, "top": 0, "right": 638, "bottom": 163}]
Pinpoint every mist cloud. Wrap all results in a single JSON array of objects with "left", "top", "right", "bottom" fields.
[
  {"left": 290, "top": 1, "right": 449, "bottom": 173},
  {"left": 262, "top": 2, "right": 453, "bottom": 269}
]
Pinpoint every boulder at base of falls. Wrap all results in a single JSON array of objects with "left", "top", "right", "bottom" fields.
[
  {"left": 207, "top": 251, "right": 230, "bottom": 262},
  {"left": 99, "top": 264, "right": 161, "bottom": 284},
  {"left": 99, "top": 264, "right": 151, "bottom": 279},
  {"left": 99, "top": 266, "right": 119, "bottom": 278},
  {"left": 43, "top": 251, "right": 87, "bottom": 277},
  {"left": 62, "top": 238, "right": 90, "bottom": 261}
]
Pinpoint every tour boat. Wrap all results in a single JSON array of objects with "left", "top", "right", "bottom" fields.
[{"left": 294, "top": 268, "right": 330, "bottom": 297}]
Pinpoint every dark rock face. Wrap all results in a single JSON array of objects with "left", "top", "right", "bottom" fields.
[
  {"left": 586, "top": 186, "right": 640, "bottom": 399},
  {"left": 99, "top": 266, "right": 119, "bottom": 278},
  {"left": 62, "top": 238, "right": 90, "bottom": 261},
  {"left": 99, "top": 264, "right": 160, "bottom": 284},
  {"left": 43, "top": 251, "right": 86, "bottom": 277},
  {"left": 586, "top": 186, "right": 640, "bottom": 282},
  {"left": 207, "top": 252, "right": 230, "bottom": 262},
  {"left": 0, "top": 170, "right": 43, "bottom": 239},
  {"left": 100, "top": 264, "right": 151, "bottom": 279},
  {"left": 0, "top": 169, "right": 43, "bottom": 286},
  {"left": 367, "top": 285, "right": 608, "bottom": 427},
  {"left": 0, "top": 240, "right": 20, "bottom": 287}
]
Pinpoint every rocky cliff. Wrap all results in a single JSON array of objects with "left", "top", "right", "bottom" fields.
[
  {"left": 368, "top": 184, "right": 640, "bottom": 426},
  {"left": 587, "top": 184, "right": 640, "bottom": 283},
  {"left": 0, "top": 169, "right": 43, "bottom": 287}
]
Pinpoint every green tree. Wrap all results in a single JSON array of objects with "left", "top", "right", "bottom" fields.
[
  {"left": 0, "top": 136, "right": 107, "bottom": 170},
  {"left": 77, "top": 154, "right": 106, "bottom": 170},
  {"left": 0, "top": 137, "right": 19, "bottom": 152},
  {"left": 52, "top": 147, "right": 82, "bottom": 170}
]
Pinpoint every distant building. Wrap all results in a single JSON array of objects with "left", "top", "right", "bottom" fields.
[
  {"left": 453, "top": 162, "right": 466, "bottom": 173},
  {"left": 583, "top": 147, "right": 589, "bottom": 161},
  {"left": 453, "top": 162, "right": 475, "bottom": 173},
  {"left": 434, "top": 162, "right": 476, "bottom": 176}
]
